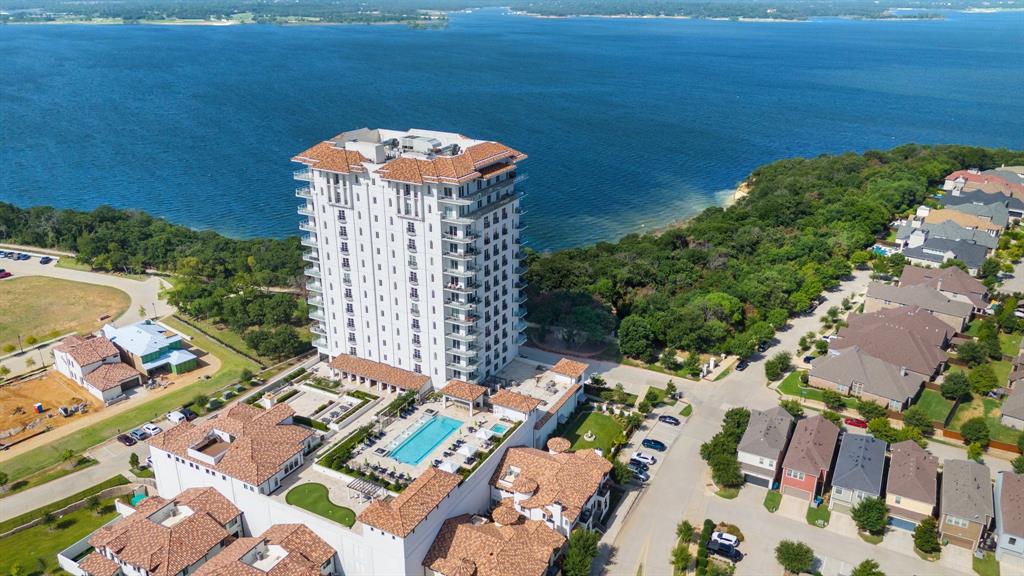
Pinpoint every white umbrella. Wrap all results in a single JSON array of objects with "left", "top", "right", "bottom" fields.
[
  {"left": 476, "top": 428, "right": 495, "bottom": 441},
  {"left": 458, "top": 443, "right": 479, "bottom": 457},
  {"left": 438, "top": 460, "right": 459, "bottom": 473}
]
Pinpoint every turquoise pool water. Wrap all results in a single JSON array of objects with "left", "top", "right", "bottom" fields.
[
  {"left": 390, "top": 415, "right": 463, "bottom": 465},
  {"left": 491, "top": 423, "right": 510, "bottom": 434}
]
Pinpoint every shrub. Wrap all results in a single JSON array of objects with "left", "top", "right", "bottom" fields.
[
  {"left": 822, "top": 389, "right": 846, "bottom": 411},
  {"left": 914, "top": 516, "right": 941, "bottom": 555},
  {"left": 821, "top": 410, "right": 842, "bottom": 426},
  {"left": 857, "top": 400, "right": 887, "bottom": 422},
  {"left": 969, "top": 364, "right": 998, "bottom": 395},
  {"left": 774, "top": 540, "right": 814, "bottom": 574},
  {"left": 957, "top": 340, "right": 988, "bottom": 367},
  {"left": 850, "top": 559, "right": 885, "bottom": 576},
  {"left": 699, "top": 408, "right": 750, "bottom": 489},
  {"left": 968, "top": 442, "right": 985, "bottom": 462},
  {"left": 961, "top": 417, "right": 991, "bottom": 446},
  {"left": 563, "top": 529, "right": 600, "bottom": 576},
  {"left": 902, "top": 405, "right": 934, "bottom": 435},
  {"left": 779, "top": 398, "right": 804, "bottom": 417},
  {"left": 1013, "top": 455, "right": 1024, "bottom": 474},
  {"left": 764, "top": 352, "right": 792, "bottom": 381},
  {"left": 941, "top": 372, "right": 971, "bottom": 401},
  {"left": 850, "top": 496, "right": 887, "bottom": 535}
]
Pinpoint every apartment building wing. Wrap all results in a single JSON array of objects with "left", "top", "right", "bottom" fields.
[
  {"left": 830, "top": 434, "right": 887, "bottom": 513},
  {"left": 423, "top": 509, "right": 565, "bottom": 576},
  {"left": 864, "top": 282, "right": 973, "bottom": 332},
  {"left": 885, "top": 440, "right": 938, "bottom": 529},
  {"left": 899, "top": 265, "right": 989, "bottom": 310},
  {"left": 329, "top": 353, "right": 433, "bottom": 396},
  {"left": 809, "top": 346, "right": 924, "bottom": 412},
  {"left": 941, "top": 459, "right": 994, "bottom": 550},
  {"left": 736, "top": 406, "right": 794, "bottom": 487},
  {"left": 193, "top": 523, "right": 337, "bottom": 576}
]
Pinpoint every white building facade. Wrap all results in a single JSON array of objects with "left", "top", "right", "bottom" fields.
[{"left": 293, "top": 128, "right": 528, "bottom": 385}]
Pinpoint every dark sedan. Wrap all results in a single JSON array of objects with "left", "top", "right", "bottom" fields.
[
  {"left": 641, "top": 438, "right": 667, "bottom": 451},
  {"left": 116, "top": 434, "right": 137, "bottom": 447},
  {"left": 658, "top": 415, "right": 681, "bottom": 426},
  {"left": 707, "top": 540, "right": 743, "bottom": 562}
]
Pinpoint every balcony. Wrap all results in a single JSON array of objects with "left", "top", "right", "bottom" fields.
[
  {"left": 295, "top": 186, "right": 312, "bottom": 199},
  {"left": 313, "top": 336, "right": 328, "bottom": 348},
  {"left": 297, "top": 203, "right": 313, "bottom": 217},
  {"left": 450, "top": 346, "right": 479, "bottom": 358},
  {"left": 304, "top": 266, "right": 321, "bottom": 278},
  {"left": 515, "top": 306, "right": 527, "bottom": 318},
  {"left": 311, "top": 323, "right": 327, "bottom": 336},
  {"left": 445, "top": 299, "right": 478, "bottom": 311},
  {"left": 441, "top": 231, "right": 478, "bottom": 243},
  {"left": 407, "top": 243, "right": 417, "bottom": 253},
  {"left": 514, "top": 266, "right": 527, "bottom": 275},
  {"left": 447, "top": 330, "right": 477, "bottom": 342},
  {"left": 343, "top": 275, "right": 352, "bottom": 286},
  {"left": 306, "top": 280, "right": 323, "bottom": 293},
  {"left": 300, "top": 234, "right": 318, "bottom": 248},
  {"left": 447, "top": 360, "right": 480, "bottom": 373},
  {"left": 514, "top": 280, "right": 529, "bottom": 290},
  {"left": 443, "top": 248, "right": 477, "bottom": 261},
  {"left": 441, "top": 212, "right": 474, "bottom": 226},
  {"left": 409, "top": 292, "right": 420, "bottom": 302},
  {"left": 293, "top": 169, "right": 312, "bottom": 182},
  {"left": 307, "top": 295, "right": 324, "bottom": 307},
  {"left": 445, "top": 266, "right": 477, "bottom": 278},
  {"left": 444, "top": 283, "right": 478, "bottom": 295},
  {"left": 445, "top": 314, "right": 477, "bottom": 326},
  {"left": 515, "top": 292, "right": 528, "bottom": 305},
  {"left": 302, "top": 249, "right": 320, "bottom": 263},
  {"left": 309, "top": 310, "right": 325, "bottom": 322},
  {"left": 515, "top": 320, "right": 528, "bottom": 332},
  {"left": 410, "top": 307, "right": 421, "bottom": 318},
  {"left": 344, "top": 292, "right": 354, "bottom": 302},
  {"left": 299, "top": 221, "right": 316, "bottom": 233},
  {"left": 340, "top": 244, "right": 350, "bottom": 255},
  {"left": 516, "top": 333, "right": 528, "bottom": 346}
]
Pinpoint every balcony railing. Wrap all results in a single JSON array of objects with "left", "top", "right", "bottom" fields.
[
  {"left": 295, "top": 186, "right": 312, "bottom": 199},
  {"left": 442, "top": 232, "right": 478, "bottom": 243},
  {"left": 441, "top": 213, "right": 474, "bottom": 226},
  {"left": 445, "top": 266, "right": 477, "bottom": 277},
  {"left": 302, "top": 249, "right": 319, "bottom": 263},
  {"left": 293, "top": 169, "right": 312, "bottom": 182},
  {"left": 313, "top": 336, "right": 328, "bottom": 348},
  {"left": 300, "top": 234, "right": 318, "bottom": 248},
  {"left": 447, "top": 360, "right": 480, "bottom": 373},
  {"left": 309, "top": 310, "right": 325, "bottom": 322},
  {"left": 307, "top": 295, "right": 324, "bottom": 307},
  {"left": 514, "top": 280, "right": 528, "bottom": 290},
  {"left": 304, "top": 266, "right": 321, "bottom": 278},
  {"left": 299, "top": 221, "right": 316, "bottom": 233},
  {"left": 311, "top": 323, "right": 327, "bottom": 335},
  {"left": 445, "top": 314, "right": 477, "bottom": 326},
  {"left": 516, "top": 333, "right": 528, "bottom": 346},
  {"left": 306, "top": 280, "right": 323, "bottom": 293},
  {"left": 515, "top": 292, "right": 528, "bottom": 305},
  {"left": 444, "top": 282, "right": 478, "bottom": 294},
  {"left": 446, "top": 330, "right": 477, "bottom": 342},
  {"left": 297, "top": 203, "right": 313, "bottom": 217},
  {"left": 443, "top": 248, "right": 477, "bottom": 261},
  {"left": 445, "top": 299, "right": 478, "bottom": 311},
  {"left": 515, "top": 306, "right": 527, "bottom": 318}
]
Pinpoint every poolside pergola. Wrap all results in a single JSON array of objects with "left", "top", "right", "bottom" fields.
[
  {"left": 347, "top": 477, "right": 383, "bottom": 501},
  {"left": 328, "top": 353, "right": 431, "bottom": 395},
  {"left": 439, "top": 379, "right": 487, "bottom": 417}
]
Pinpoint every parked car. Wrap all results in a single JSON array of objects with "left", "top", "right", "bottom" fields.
[
  {"left": 116, "top": 434, "right": 137, "bottom": 447},
  {"left": 631, "top": 451, "right": 657, "bottom": 466},
  {"left": 757, "top": 342, "right": 769, "bottom": 353},
  {"left": 802, "top": 355, "right": 815, "bottom": 364},
  {"left": 628, "top": 466, "right": 650, "bottom": 482},
  {"left": 129, "top": 428, "right": 149, "bottom": 441},
  {"left": 16, "top": 253, "right": 29, "bottom": 260},
  {"left": 711, "top": 531, "right": 740, "bottom": 547},
  {"left": 844, "top": 417, "right": 868, "bottom": 429},
  {"left": 142, "top": 423, "right": 163, "bottom": 436},
  {"left": 628, "top": 458, "right": 649, "bottom": 472},
  {"left": 180, "top": 407, "right": 198, "bottom": 421},
  {"left": 658, "top": 415, "right": 681, "bottom": 426},
  {"left": 167, "top": 410, "right": 188, "bottom": 424},
  {"left": 39, "top": 256, "right": 53, "bottom": 265},
  {"left": 642, "top": 438, "right": 667, "bottom": 451},
  {"left": 735, "top": 360, "right": 749, "bottom": 371},
  {"left": 0, "top": 271, "right": 10, "bottom": 279},
  {"left": 707, "top": 540, "right": 743, "bottom": 562}
]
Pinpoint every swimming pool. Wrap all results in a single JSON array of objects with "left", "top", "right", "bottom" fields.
[
  {"left": 491, "top": 423, "right": 510, "bottom": 435},
  {"left": 389, "top": 415, "right": 463, "bottom": 465}
]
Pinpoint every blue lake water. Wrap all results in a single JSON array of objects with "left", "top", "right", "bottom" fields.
[{"left": 1, "top": 10, "right": 1022, "bottom": 250}]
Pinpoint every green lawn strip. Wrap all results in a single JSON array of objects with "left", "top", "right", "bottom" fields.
[
  {"left": 645, "top": 385, "right": 678, "bottom": 406},
  {"left": 561, "top": 411, "right": 624, "bottom": 455},
  {"left": 763, "top": 490, "right": 782, "bottom": 512},
  {"left": 0, "top": 496, "right": 120, "bottom": 576},
  {"left": 2, "top": 317, "right": 257, "bottom": 482},
  {"left": 0, "top": 457, "right": 98, "bottom": 498},
  {"left": 806, "top": 504, "right": 830, "bottom": 527},
  {"left": 681, "top": 404, "right": 693, "bottom": 417},
  {"left": 949, "top": 396, "right": 1020, "bottom": 444},
  {"left": 285, "top": 483, "right": 355, "bottom": 527},
  {"left": 974, "top": 552, "right": 1000, "bottom": 576},
  {"left": 858, "top": 531, "right": 883, "bottom": 544},
  {"left": 54, "top": 258, "right": 94, "bottom": 272},
  {"left": 1001, "top": 332, "right": 1022, "bottom": 358},
  {"left": 182, "top": 315, "right": 269, "bottom": 364},
  {"left": 0, "top": 474, "right": 129, "bottom": 534},
  {"left": 713, "top": 368, "right": 732, "bottom": 382},
  {"left": 131, "top": 467, "right": 155, "bottom": 478},
  {"left": 913, "top": 389, "right": 955, "bottom": 423},
  {"left": 716, "top": 487, "right": 740, "bottom": 499}
]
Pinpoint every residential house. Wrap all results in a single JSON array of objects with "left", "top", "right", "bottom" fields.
[
  {"left": 53, "top": 334, "right": 142, "bottom": 403},
  {"left": 737, "top": 406, "right": 795, "bottom": 488},
  {"left": 885, "top": 440, "right": 938, "bottom": 530},
  {"left": 894, "top": 219, "right": 999, "bottom": 252},
  {"left": 193, "top": 523, "right": 338, "bottom": 576},
  {"left": 899, "top": 265, "right": 990, "bottom": 312},
  {"left": 946, "top": 201, "right": 1010, "bottom": 230},
  {"left": 944, "top": 169, "right": 1024, "bottom": 198},
  {"left": 946, "top": 189, "right": 1024, "bottom": 221},
  {"left": 920, "top": 207, "right": 1004, "bottom": 235},
  {"left": 996, "top": 472, "right": 1024, "bottom": 560},
  {"left": 780, "top": 415, "right": 840, "bottom": 502},
  {"left": 940, "top": 459, "right": 994, "bottom": 550},
  {"left": 1001, "top": 386, "right": 1024, "bottom": 430},
  {"left": 490, "top": 439, "right": 612, "bottom": 536},
  {"left": 809, "top": 346, "right": 924, "bottom": 412},
  {"left": 103, "top": 320, "right": 198, "bottom": 377},
  {"left": 834, "top": 305, "right": 952, "bottom": 381},
  {"left": 829, "top": 434, "right": 887, "bottom": 513},
  {"left": 864, "top": 282, "right": 974, "bottom": 332},
  {"left": 902, "top": 238, "right": 988, "bottom": 276}
]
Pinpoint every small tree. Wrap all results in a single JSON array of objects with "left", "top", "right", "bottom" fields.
[
  {"left": 25, "top": 335, "right": 38, "bottom": 346},
  {"left": 814, "top": 339, "right": 829, "bottom": 354},
  {"left": 850, "top": 497, "right": 888, "bottom": 535},
  {"left": 193, "top": 393, "right": 210, "bottom": 409},
  {"left": 86, "top": 495, "right": 102, "bottom": 514},
  {"left": 821, "top": 389, "right": 846, "bottom": 411},
  {"left": 957, "top": 341, "right": 988, "bottom": 367},
  {"left": 563, "top": 529, "right": 600, "bottom": 576},
  {"left": 775, "top": 540, "right": 814, "bottom": 574},
  {"left": 0, "top": 364, "right": 10, "bottom": 380},
  {"left": 611, "top": 460, "right": 634, "bottom": 485},
  {"left": 902, "top": 405, "right": 934, "bottom": 435},
  {"left": 850, "top": 559, "right": 885, "bottom": 576},
  {"left": 138, "top": 304, "right": 147, "bottom": 318},
  {"left": 25, "top": 357, "right": 35, "bottom": 369},
  {"left": 665, "top": 380, "right": 677, "bottom": 398},
  {"left": 1013, "top": 455, "right": 1024, "bottom": 474},
  {"left": 968, "top": 442, "right": 985, "bottom": 463},
  {"left": 672, "top": 542, "right": 692, "bottom": 574},
  {"left": 129, "top": 452, "right": 140, "bottom": 470},
  {"left": 857, "top": 400, "right": 887, "bottom": 422},
  {"left": 677, "top": 520, "right": 695, "bottom": 541},
  {"left": 240, "top": 368, "right": 255, "bottom": 385},
  {"left": 941, "top": 372, "right": 971, "bottom": 401},
  {"left": 638, "top": 399, "right": 652, "bottom": 414},
  {"left": 60, "top": 449, "right": 76, "bottom": 463},
  {"left": 779, "top": 398, "right": 804, "bottom": 417},
  {"left": 42, "top": 511, "right": 56, "bottom": 532},
  {"left": 961, "top": 417, "right": 991, "bottom": 446},
  {"left": 969, "top": 364, "right": 998, "bottom": 395},
  {"left": 914, "top": 516, "right": 941, "bottom": 555}
]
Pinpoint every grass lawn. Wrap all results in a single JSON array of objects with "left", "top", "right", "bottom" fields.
[
  {"left": 778, "top": 371, "right": 858, "bottom": 408},
  {"left": 54, "top": 258, "right": 94, "bottom": 272},
  {"left": 913, "top": 389, "right": 955, "bottom": 424},
  {"left": 948, "top": 361, "right": 1013, "bottom": 392},
  {"left": 949, "top": 396, "right": 1021, "bottom": 444},
  {"left": 858, "top": 531, "right": 883, "bottom": 544},
  {"left": 1002, "top": 332, "right": 1023, "bottom": 358},
  {"left": 0, "top": 276, "right": 130, "bottom": 350},
  {"left": 681, "top": 404, "right": 693, "bottom": 417},
  {"left": 645, "top": 385, "right": 678, "bottom": 406},
  {"left": 806, "top": 504, "right": 831, "bottom": 527},
  {"left": 0, "top": 457, "right": 98, "bottom": 498},
  {"left": 0, "top": 497, "right": 119, "bottom": 576},
  {"left": 562, "top": 410, "right": 625, "bottom": 455},
  {"left": 0, "top": 475, "right": 129, "bottom": 535},
  {"left": 974, "top": 552, "right": 1000, "bottom": 576},
  {"left": 131, "top": 466, "right": 155, "bottom": 478},
  {"left": 285, "top": 483, "right": 355, "bottom": 527},
  {"left": 713, "top": 368, "right": 732, "bottom": 381},
  {"left": 1, "top": 317, "right": 258, "bottom": 482},
  {"left": 763, "top": 490, "right": 782, "bottom": 512},
  {"left": 716, "top": 487, "right": 740, "bottom": 499}
]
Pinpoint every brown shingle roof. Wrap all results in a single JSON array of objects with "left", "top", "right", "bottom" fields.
[
  {"left": 90, "top": 488, "right": 241, "bottom": 576},
  {"left": 193, "top": 524, "right": 334, "bottom": 576},
  {"left": 782, "top": 415, "right": 839, "bottom": 477},
  {"left": 148, "top": 403, "right": 312, "bottom": 486},
  {"left": 423, "top": 513, "right": 564, "bottom": 576},
  {"left": 551, "top": 358, "right": 588, "bottom": 380},
  {"left": 900, "top": 265, "right": 988, "bottom": 308},
  {"left": 887, "top": 440, "right": 938, "bottom": 504},
  {"left": 491, "top": 446, "right": 611, "bottom": 522},
  {"left": 489, "top": 389, "right": 542, "bottom": 414},
  {"left": 357, "top": 467, "right": 462, "bottom": 537},
  {"left": 835, "top": 306, "right": 951, "bottom": 377},
  {"left": 329, "top": 354, "right": 431, "bottom": 392},
  {"left": 84, "top": 362, "right": 140, "bottom": 391},
  {"left": 999, "top": 472, "right": 1024, "bottom": 537},
  {"left": 924, "top": 208, "right": 1004, "bottom": 233},
  {"left": 291, "top": 141, "right": 369, "bottom": 174},
  {"left": 440, "top": 379, "right": 487, "bottom": 402},
  {"left": 55, "top": 335, "right": 119, "bottom": 366}
]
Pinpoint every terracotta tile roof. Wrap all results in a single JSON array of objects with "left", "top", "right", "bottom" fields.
[
  {"left": 79, "top": 550, "right": 120, "bottom": 576},
  {"left": 55, "top": 335, "right": 119, "bottom": 366},
  {"left": 947, "top": 170, "right": 1024, "bottom": 196},
  {"left": 84, "top": 362, "right": 140, "bottom": 391},
  {"left": 491, "top": 502, "right": 522, "bottom": 526},
  {"left": 291, "top": 141, "right": 369, "bottom": 174},
  {"left": 148, "top": 403, "right": 312, "bottom": 486},
  {"left": 489, "top": 389, "right": 543, "bottom": 414},
  {"left": 357, "top": 467, "right": 462, "bottom": 537},
  {"left": 491, "top": 446, "right": 611, "bottom": 522},
  {"left": 782, "top": 415, "right": 839, "bottom": 477},
  {"left": 329, "top": 354, "right": 431, "bottom": 392},
  {"left": 546, "top": 437, "right": 571, "bottom": 454},
  {"left": 924, "top": 208, "right": 1004, "bottom": 233},
  {"left": 441, "top": 379, "right": 487, "bottom": 402},
  {"left": 194, "top": 524, "right": 334, "bottom": 576},
  {"left": 887, "top": 440, "right": 938, "bottom": 504},
  {"left": 551, "top": 358, "right": 589, "bottom": 380},
  {"left": 423, "top": 513, "right": 564, "bottom": 576},
  {"left": 90, "top": 488, "right": 241, "bottom": 576},
  {"left": 376, "top": 141, "right": 526, "bottom": 185},
  {"left": 534, "top": 384, "right": 582, "bottom": 430}
]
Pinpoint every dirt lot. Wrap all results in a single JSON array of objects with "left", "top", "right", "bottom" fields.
[{"left": 0, "top": 371, "right": 103, "bottom": 445}]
